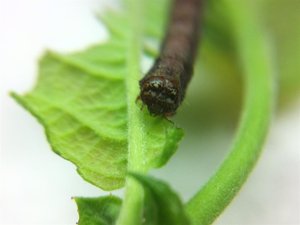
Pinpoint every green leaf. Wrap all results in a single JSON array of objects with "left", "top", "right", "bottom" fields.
[
  {"left": 12, "top": 0, "right": 183, "bottom": 191},
  {"left": 185, "top": 1, "right": 274, "bottom": 224},
  {"left": 75, "top": 195, "right": 122, "bottom": 225},
  {"left": 130, "top": 173, "right": 190, "bottom": 225}
]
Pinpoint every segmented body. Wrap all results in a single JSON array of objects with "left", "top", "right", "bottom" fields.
[{"left": 139, "top": 0, "right": 203, "bottom": 116}]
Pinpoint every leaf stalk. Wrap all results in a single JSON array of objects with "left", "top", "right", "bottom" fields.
[{"left": 185, "top": 1, "right": 275, "bottom": 224}]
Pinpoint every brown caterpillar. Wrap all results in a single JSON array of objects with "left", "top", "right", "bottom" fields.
[{"left": 139, "top": 0, "right": 204, "bottom": 116}]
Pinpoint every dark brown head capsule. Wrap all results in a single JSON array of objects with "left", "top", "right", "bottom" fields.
[
  {"left": 138, "top": 0, "right": 203, "bottom": 116},
  {"left": 139, "top": 75, "right": 181, "bottom": 116}
]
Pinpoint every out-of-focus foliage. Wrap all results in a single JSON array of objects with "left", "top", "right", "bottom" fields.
[
  {"left": 263, "top": 0, "right": 300, "bottom": 106},
  {"left": 179, "top": 0, "right": 300, "bottom": 128},
  {"left": 131, "top": 173, "right": 190, "bottom": 225}
]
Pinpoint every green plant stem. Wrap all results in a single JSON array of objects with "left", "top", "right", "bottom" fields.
[
  {"left": 116, "top": 1, "right": 146, "bottom": 225},
  {"left": 185, "top": 1, "right": 274, "bottom": 225}
]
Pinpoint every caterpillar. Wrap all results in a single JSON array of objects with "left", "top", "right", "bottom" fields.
[{"left": 139, "top": 0, "right": 204, "bottom": 116}]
